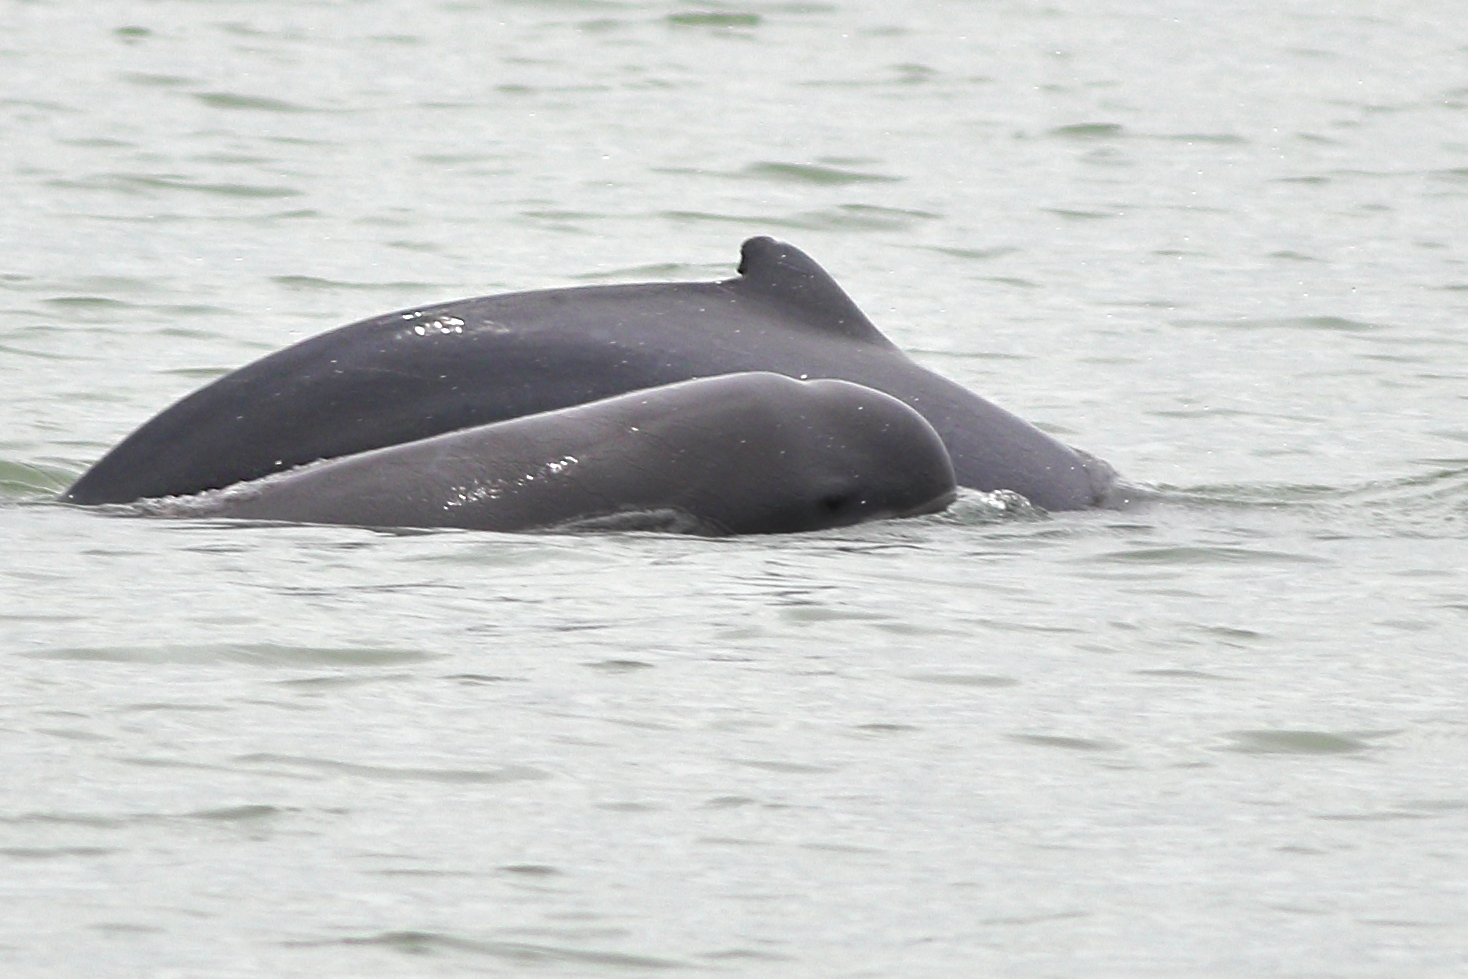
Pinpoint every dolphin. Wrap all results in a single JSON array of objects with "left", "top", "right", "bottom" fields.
[
  {"left": 141, "top": 373, "right": 958, "bottom": 535},
  {"left": 62, "top": 236, "right": 1114, "bottom": 511}
]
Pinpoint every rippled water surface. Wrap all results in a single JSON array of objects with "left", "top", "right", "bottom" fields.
[{"left": 4, "top": 1, "right": 1468, "bottom": 976}]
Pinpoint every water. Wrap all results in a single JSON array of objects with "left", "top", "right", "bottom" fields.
[{"left": 3, "top": 0, "right": 1468, "bottom": 975}]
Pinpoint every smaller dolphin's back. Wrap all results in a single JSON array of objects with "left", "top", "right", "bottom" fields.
[{"left": 161, "top": 373, "right": 957, "bottom": 536}]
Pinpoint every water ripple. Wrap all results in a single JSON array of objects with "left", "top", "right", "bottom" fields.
[
  {"left": 741, "top": 161, "right": 902, "bottom": 185},
  {"left": 1011, "top": 734, "right": 1121, "bottom": 752},
  {"left": 193, "top": 92, "right": 311, "bottom": 113},
  {"left": 906, "top": 672, "right": 1019, "bottom": 688},
  {"left": 0, "top": 846, "right": 116, "bottom": 860},
  {"left": 1174, "top": 315, "right": 1383, "bottom": 332},
  {"left": 1223, "top": 730, "right": 1388, "bottom": 755},
  {"left": 234, "top": 754, "right": 553, "bottom": 785},
  {"left": 1091, "top": 545, "right": 1325, "bottom": 565},
  {"left": 666, "top": 12, "right": 761, "bottom": 29},
  {"left": 23, "top": 644, "right": 434, "bottom": 666},
  {"left": 298, "top": 930, "right": 684, "bottom": 969},
  {"left": 1049, "top": 122, "right": 1126, "bottom": 140},
  {"left": 659, "top": 203, "right": 939, "bottom": 231},
  {"left": 0, "top": 460, "right": 70, "bottom": 499}
]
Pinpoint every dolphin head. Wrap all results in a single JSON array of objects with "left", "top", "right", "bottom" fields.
[{"left": 650, "top": 373, "right": 956, "bottom": 535}]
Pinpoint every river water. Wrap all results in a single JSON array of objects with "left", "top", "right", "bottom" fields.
[{"left": 3, "top": 1, "right": 1467, "bottom": 976}]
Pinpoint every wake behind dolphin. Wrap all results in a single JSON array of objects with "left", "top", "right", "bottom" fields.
[{"left": 63, "top": 237, "right": 1117, "bottom": 527}]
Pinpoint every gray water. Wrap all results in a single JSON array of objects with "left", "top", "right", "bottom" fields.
[{"left": 4, "top": 1, "right": 1468, "bottom": 975}]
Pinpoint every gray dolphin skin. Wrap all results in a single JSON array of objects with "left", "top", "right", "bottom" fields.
[
  {"left": 157, "top": 373, "right": 958, "bottom": 535},
  {"left": 62, "top": 236, "right": 1114, "bottom": 511}
]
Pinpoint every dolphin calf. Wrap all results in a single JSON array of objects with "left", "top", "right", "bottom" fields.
[
  {"left": 145, "top": 373, "right": 957, "bottom": 536},
  {"left": 63, "top": 236, "right": 1114, "bottom": 511}
]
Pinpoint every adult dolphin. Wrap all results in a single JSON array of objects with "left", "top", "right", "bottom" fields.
[
  {"left": 62, "top": 236, "right": 1114, "bottom": 510},
  {"left": 145, "top": 373, "right": 958, "bottom": 536}
]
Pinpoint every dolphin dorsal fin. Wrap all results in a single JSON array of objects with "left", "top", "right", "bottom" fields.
[{"left": 729, "top": 237, "right": 895, "bottom": 347}]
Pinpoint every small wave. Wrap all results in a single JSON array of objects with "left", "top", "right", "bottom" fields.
[
  {"left": 1048, "top": 122, "right": 1126, "bottom": 140},
  {"left": 1043, "top": 207, "right": 1125, "bottom": 221},
  {"left": 584, "top": 659, "right": 654, "bottom": 673},
  {"left": 928, "top": 245, "right": 1020, "bottom": 262},
  {"left": 119, "top": 72, "right": 193, "bottom": 88},
  {"left": 1011, "top": 734, "right": 1122, "bottom": 752},
  {"left": 906, "top": 672, "right": 1018, "bottom": 688},
  {"left": 1336, "top": 467, "right": 1468, "bottom": 509},
  {"left": 499, "top": 863, "right": 562, "bottom": 877},
  {"left": 52, "top": 173, "right": 305, "bottom": 200},
  {"left": 1157, "top": 482, "right": 1342, "bottom": 509},
  {"left": 124, "top": 479, "right": 269, "bottom": 519},
  {"left": 666, "top": 12, "right": 761, "bottom": 29},
  {"left": 0, "top": 846, "right": 116, "bottom": 861},
  {"left": 980, "top": 275, "right": 1041, "bottom": 289},
  {"left": 548, "top": 508, "right": 723, "bottom": 536},
  {"left": 1222, "top": 729, "right": 1387, "bottom": 756},
  {"left": 659, "top": 203, "right": 939, "bottom": 232},
  {"left": 192, "top": 92, "right": 310, "bottom": 113},
  {"left": 125, "top": 174, "right": 304, "bottom": 199},
  {"left": 890, "top": 62, "right": 938, "bottom": 84},
  {"left": 42, "top": 295, "right": 137, "bottom": 312},
  {"left": 293, "top": 930, "right": 684, "bottom": 969},
  {"left": 1092, "top": 544, "right": 1326, "bottom": 566},
  {"left": 803, "top": 203, "right": 939, "bottom": 228},
  {"left": 1156, "top": 132, "right": 1248, "bottom": 145},
  {"left": 161, "top": 366, "right": 233, "bottom": 381},
  {"left": 938, "top": 488, "right": 1047, "bottom": 525},
  {"left": 1174, "top": 315, "right": 1383, "bottom": 332},
  {"left": 233, "top": 754, "right": 551, "bottom": 785},
  {"left": 520, "top": 207, "right": 605, "bottom": 224},
  {"left": 186, "top": 804, "right": 285, "bottom": 823},
  {"left": 1165, "top": 467, "right": 1468, "bottom": 535},
  {"left": 741, "top": 161, "right": 902, "bottom": 186},
  {"left": 0, "top": 460, "right": 72, "bottom": 500},
  {"left": 570, "top": 261, "right": 726, "bottom": 282},
  {"left": 270, "top": 275, "right": 440, "bottom": 292},
  {"left": 24, "top": 643, "right": 433, "bottom": 667}
]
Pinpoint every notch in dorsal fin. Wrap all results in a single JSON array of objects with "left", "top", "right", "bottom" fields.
[{"left": 730, "top": 236, "right": 895, "bottom": 347}]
